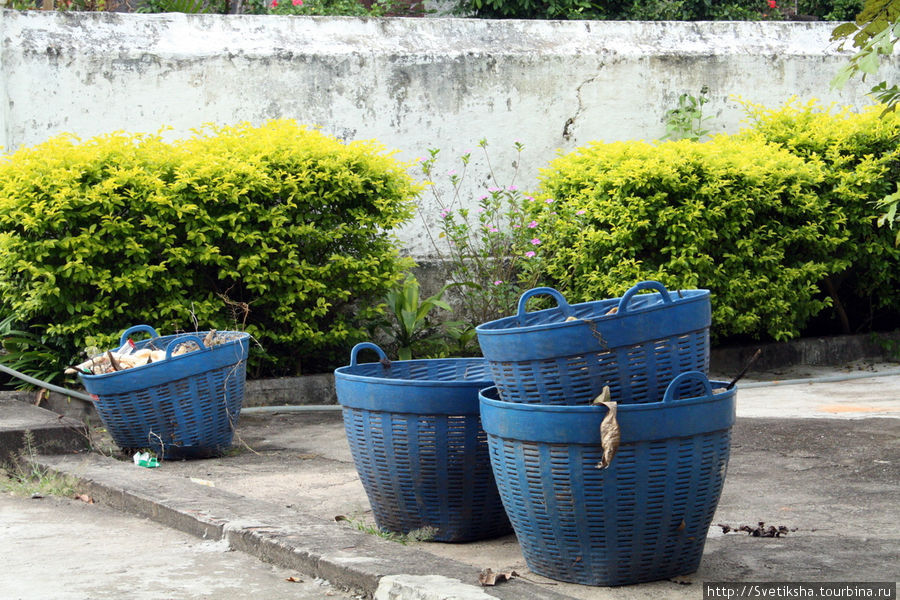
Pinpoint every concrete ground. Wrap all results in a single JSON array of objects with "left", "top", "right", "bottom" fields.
[
  {"left": 0, "top": 492, "right": 358, "bottom": 600},
  {"left": 0, "top": 360, "right": 898, "bottom": 599}
]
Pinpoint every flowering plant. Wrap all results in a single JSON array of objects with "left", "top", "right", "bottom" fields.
[
  {"left": 265, "top": 0, "right": 393, "bottom": 15},
  {"left": 418, "top": 140, "right": 546, "bottom": 334}
]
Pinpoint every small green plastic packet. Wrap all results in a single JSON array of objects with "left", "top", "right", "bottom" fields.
[{"left": 133, "top": 451, "right": 159, "bottom": 468}]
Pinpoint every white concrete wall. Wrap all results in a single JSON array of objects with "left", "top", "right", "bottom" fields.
[{"left": 1, "top": 10, "right": 896, "bottom": 256}]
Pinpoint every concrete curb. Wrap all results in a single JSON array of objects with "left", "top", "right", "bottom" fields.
[
  {"left": 31, "top": 452, "right": 572, "bottom": 600},
  {"left": 0, "top": 397, "right": 89, "bottom": 462}
]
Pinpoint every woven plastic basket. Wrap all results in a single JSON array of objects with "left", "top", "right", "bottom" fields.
[
  {"left": 480, "top": 371, "right": 735, "bottom": 586},
  {"left": 475, "top": 281, "right": 711, "bottom": 405},
  {"left": 334, "top": 342, "right": 511, "bottom": 542},
  {"left": 79, "top": 325, "right": 250, "bottom": 459}
]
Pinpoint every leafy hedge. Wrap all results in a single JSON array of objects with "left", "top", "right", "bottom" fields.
[
  {"left": 531, "top": 103, "right": 900, "bottom": 342},
  {"left": 0, "top": 121, "right": 416, "bottom": 376},
  {"left": 736, "top": 101, "right": 900, "bottom": 334},
  {"left": 458, "top": 0, "right": 860, "bottom": 22}
]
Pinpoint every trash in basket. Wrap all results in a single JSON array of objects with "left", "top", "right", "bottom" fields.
[
  {"left": 475, "top": 280, "right": 711, "bottom": 406},
  {"left": 79, "top": 324, "right": 250, "bottom": 460}
]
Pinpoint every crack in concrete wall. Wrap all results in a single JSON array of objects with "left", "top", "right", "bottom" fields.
[{"left": 562, "top": 68, "right": 603, "bottom": 143}]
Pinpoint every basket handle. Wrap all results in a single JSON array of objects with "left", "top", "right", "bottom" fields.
[
  {"left": 516, "top": 287, "right": 573, "bottom": 324},
  {"left": 616, "top": 280, "right": 673, "bottom": 315},
  {"left": 165, "top": 335, "right": 208, "bottom": 360},
  {"left": 349, "top": 342, "right": 389, "bottom": 367},
  {"left": 118, "top": 325, "right": 160, "bottom": 347},
  {"left": 663, "top": 371, "right": 713, "bottom": 403}
]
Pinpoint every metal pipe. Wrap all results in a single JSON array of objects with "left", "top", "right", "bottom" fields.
[{"left": 0, "top": 362, "right": 96, "bottom": 403}]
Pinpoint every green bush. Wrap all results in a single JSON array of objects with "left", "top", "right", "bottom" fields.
[
  {"left": 531, "top": 102, "right": 900, "bottom": 342},
  {"left": 531, "top": 136, "right": 849, "bottom": 342},
  {"left": 0, "top": 121, "right": 416, "bottom": 377},
  {"left": 736, "top": 100, "right": 900, "bottom": 333},
  {"left": 456, "top": 0, "right": 861, "bottom": 21}
]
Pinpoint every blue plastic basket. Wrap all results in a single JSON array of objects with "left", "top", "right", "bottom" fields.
[
  {"left": 475, "top": 281, "right": 711, "bottom": 405},
  {"left": 334, "top": 342, "right": 511, "bottom": 542},
  {"left": 79, "top": 325, "right": 250, "bottom": 459},
  {"left": 480, "top": 372, "right": 735, "bottom": 586}
]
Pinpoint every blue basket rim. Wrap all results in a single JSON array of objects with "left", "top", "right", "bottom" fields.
[
  {"left": 79, "top": 330, "right": 250, "bottom": 381},
  {"left": 334, "top": 356, "right": 492, "bottom": 387},
  {"left": 478, "top": 381, "right": 734, "bottom": 414},
  {"left": 476, "top": 288, "right": 709, "bottom": 335}
]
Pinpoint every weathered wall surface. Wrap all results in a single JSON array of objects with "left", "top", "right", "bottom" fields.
[{"left": 1, "top": 10, "right": 896, "bottom": 256}]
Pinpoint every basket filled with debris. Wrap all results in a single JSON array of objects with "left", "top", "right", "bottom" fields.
[{"left": 72, "top": 324, "right": 251, "bottom": 459}]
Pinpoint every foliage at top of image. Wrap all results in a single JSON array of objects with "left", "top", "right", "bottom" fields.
[
  {"left": 0, "top": 120, "right": 417, "bottom": 378},
  {"left": 830, "top": 0, "right": 900, "bottom": 244},
  {"left": 456, "top": 0, "right": 861, "bottom": 21},
  {"left": 9, "top": 0, "right": 416, "bottom": 16},
  {"left": 5, "top": 0, "right": 859, "bottom": 18}
]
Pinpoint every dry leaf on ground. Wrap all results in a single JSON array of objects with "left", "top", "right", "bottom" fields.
[{"left": 479, "top": 568, "right": 519, "bottom": 586}]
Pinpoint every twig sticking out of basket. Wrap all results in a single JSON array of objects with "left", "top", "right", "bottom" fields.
[{"left": 726, "top": 348, "right": 762, "bottom": 390}]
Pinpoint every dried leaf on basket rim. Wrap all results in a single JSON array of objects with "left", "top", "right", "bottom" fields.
[{"left": 592, "top": 386, "right": 619, "bottom": 469}]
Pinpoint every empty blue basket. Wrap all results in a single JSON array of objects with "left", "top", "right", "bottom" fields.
[
  {"left": 475, "top": 281, "right": 711, "bottom": 405},
  {"left": 480, "top": 371, "right": 736, "bottom": 586},
  {"left": 335, "top": 342, "right": 511, "bottom": 542},
  {"left": 80, "top": 325, "right": 250, "bottom": 459}
]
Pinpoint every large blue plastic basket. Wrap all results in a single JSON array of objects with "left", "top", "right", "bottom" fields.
[
  {"left": 475, "top": 281, "right": 711, "bottom": 405},
  {"left": 480, "top": 372, "right": 735, "bottom": 586},
  {"left": 334, "top": 342, "right": 511, "bottom": 542},
  {"left": 79, "top": 325, "right": 250, "bottom": 459}
]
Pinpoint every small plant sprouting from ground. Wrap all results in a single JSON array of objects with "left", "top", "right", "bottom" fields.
[
  {"left": 0, "top": 431, "right": 77, "bottom": 498},
  {"left": 663, "top": 86, "right": 714, "bottom": 141},
  {"left": 379, "top": 274, "right": 459, "bottom": 360},
  {"left": 334, "top": 514, "right": 437, "bottom": 544}
]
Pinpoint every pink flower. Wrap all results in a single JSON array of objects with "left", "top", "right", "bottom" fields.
[
  {"left": 440, "top": 210, "right": 450, "bottom": 219},
  {"left": 524, "top": 196, "right": 534, "bottom": 201},
  {"left": 479, "top": 194, "right": 489, "bottom": 201},
  {"left": 493, "top": 280, "right": 503, "bottom": 285},
  {"left": 513, "top": 224, "right": 521, "bottom": 228},
  {"left": 292, "top": 0, "right": 303, "bottom": 5},
  {"left": 767, "top": 0, "right": 776, "bottom": 7},
  {"left": 545, "top": 199, "right": 554, "bottom": 204},
  {"left": 270, "top": 0, "right": 277, "bottom": 6},
  {"left": 576, "top": 210, "right": 586, "bottom": 215},
  {"left": 527, "top": 221, "right": 538, "bottom": 228},
  {"left": 477, "top": 207, "right": 485, "bottom": 213},
  {"left": 525, "top": 251, "right": 536, "bottom": 258},
  {"left": 531, "top": 238, "right": 541, "bottom": 245},
  {"left": 508, "top": 185, "right": 518, "bottom": 191},
  {"left": 488, "top": 226, "right": 499, "bottom": 232}
]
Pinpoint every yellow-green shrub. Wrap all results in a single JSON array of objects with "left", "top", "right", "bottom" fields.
[
  {"left": 0, "top": 121, "right": 416, "bottom": 376},
  {"left": 531, "top": 136, "right": 848, "bottom": 341},
  {"left": 533, "top": 102, "right": 900, "bottom": 342},
  {"left": 736, "top": 100, "right": 900, "bottom": 333}
]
